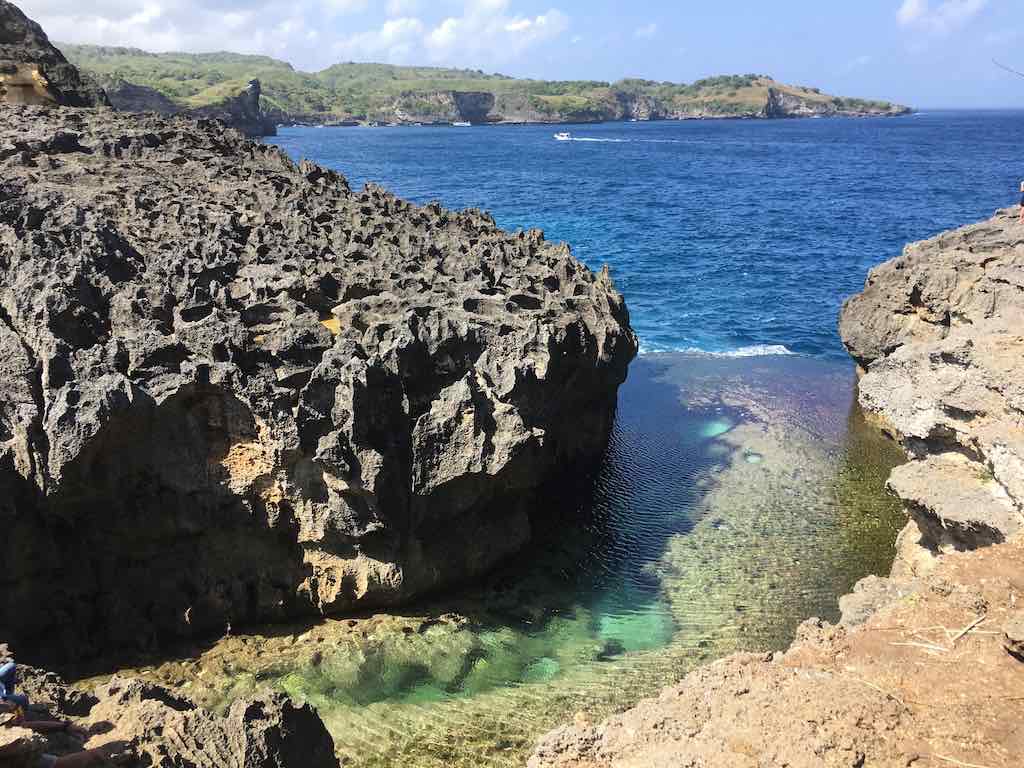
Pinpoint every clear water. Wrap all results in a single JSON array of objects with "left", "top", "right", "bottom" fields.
[
  {"left": 270, "top": 112, "right": 1024, "bottom": 356},
  {"left": 104, "top": 356, "right": 905, "bottom": 767},
  {"left": 79, "top": 114, "right": 1019, "bottom": 764}
]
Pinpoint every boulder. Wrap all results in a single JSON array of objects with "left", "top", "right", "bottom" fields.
[{"left": 0, "top": 103, "right": 636, "bottom": 661}]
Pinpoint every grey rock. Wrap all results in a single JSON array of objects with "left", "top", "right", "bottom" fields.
[
  {"left": 0, "top": 0, "right": 108, "bottom": 106},
  {"left": 0, "top": 103, "right": 636, "bottom": 661},
  {"left": 840, "top": 208, "right": 1024, "bottom": 551},
  {"left": 87, "top": 677, "right": 337, "bottom": 768},
  {"left": 887, "top": 453, "right": 1021, "bottom": 551},
  {"left": 838, "top": 574, "right": 917, "bottom": 627},
  {"left": 102, "top": 78, "right": 181, "bottom": 116}
]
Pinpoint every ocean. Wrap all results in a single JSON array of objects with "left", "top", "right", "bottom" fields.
[{"left": 272, "top": 111, "right": 1024, "bottom": 357}]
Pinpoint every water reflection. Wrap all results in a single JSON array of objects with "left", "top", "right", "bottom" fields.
[{"left": 75, "top": 354, "right": 905, "bottom": 767}]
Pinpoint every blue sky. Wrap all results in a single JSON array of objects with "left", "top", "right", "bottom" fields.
[{"left": 19, "top": 0, "right": 1024, "bottom": 107}]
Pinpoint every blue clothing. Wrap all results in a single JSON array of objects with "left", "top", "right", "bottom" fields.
[{"left": 0, "top": 660, "right": 29, "bottom": 707}]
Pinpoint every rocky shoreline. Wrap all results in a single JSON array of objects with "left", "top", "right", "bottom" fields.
[
  {"left": 0, "top": 99, "right": 636, "bottom": 664},
  {"left": 529, "top": 208, "right": 1024, "bottom": 767}
]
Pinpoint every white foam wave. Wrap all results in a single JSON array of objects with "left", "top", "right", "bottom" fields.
[
  {"left": 565, "top": 137, "right": 687, "bottom": 144},
  {"left": 640, "top": 344, "right": 798, "bottom": 358}
]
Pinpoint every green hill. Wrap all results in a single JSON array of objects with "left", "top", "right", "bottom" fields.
[{"left": 59, "top": 44, "right": 910, "bottom": 124}]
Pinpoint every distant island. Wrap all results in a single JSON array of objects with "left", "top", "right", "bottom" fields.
[{"left": 61, "top": 44, "right": 911, "bottom": 131}]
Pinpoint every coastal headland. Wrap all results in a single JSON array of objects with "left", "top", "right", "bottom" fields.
[{"left": 59, "top": 45, "right": 910, "bottom": 134}]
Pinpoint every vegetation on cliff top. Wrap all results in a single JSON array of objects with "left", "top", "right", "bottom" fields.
[{"left": 60, "top": 44, "right": 908, "bottom": 122}]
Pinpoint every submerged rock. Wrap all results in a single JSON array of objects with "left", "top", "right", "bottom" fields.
[{"left": 0, "top": 103, "right": 636, "bottom": 661}]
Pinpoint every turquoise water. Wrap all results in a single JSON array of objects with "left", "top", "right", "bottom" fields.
[
  {"left": 270, "top": 111, "right": 1024, "bottom": 356},
  {"left": 113, "top": 355, "right": 906, "bottom": 767}
]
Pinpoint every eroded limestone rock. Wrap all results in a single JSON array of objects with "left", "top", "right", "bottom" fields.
[
  {"left": 841, "top": 208, "right": 1024, "bottom": 548},
  {"left": 0, "top": 104, "right": 636, "bottom": 661}
]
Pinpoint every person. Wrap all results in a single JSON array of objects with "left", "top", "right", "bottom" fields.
[
  {"left": 1019, "top": 181, "right": 1024, "bottom": 224},
  {"left": 0, "top": 659, "right": 30, "bottom": 708},
  {"left": 1, "top": 700, "right": 130, "bottom": 767}
]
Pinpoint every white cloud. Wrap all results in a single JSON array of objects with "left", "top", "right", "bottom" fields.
[
  {"left": 16, "top": 0, "right": 340, "bottom": 62},
  {"left": 335, "top": 16, "right": 426, "bottom": 63},
  {"left": 897, "top": 0, "right": 988, "bottom": 36},
  {"left": 325, "top": 0, "right": 368, "bottom": 12},
  {"left": 897, "top": 0, "right": 927, "bottom": 24},
  {"left": 335, "top": 0, "right": 570, "bottom": 67},
  {"left": 842, "top": 54, "right": 873, "bottom": 74},
  {"left": 634, "top": 22, "right": 658, "bottom": 40},
  {"left": 15, "top": 0, "right": 570, "bottom": 72}
]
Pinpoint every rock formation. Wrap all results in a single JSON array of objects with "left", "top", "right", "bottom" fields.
[
  {"left": 840, "top": 207, "right": 1024, "bottom": 568},
  {"left": 0, "top": 103, "right": 636, "bottom": 663},
  {"left": 101, "top": 78, "right": 181, "bottom": 116},
  {"left": 190, "top": 78, "right": 278, "bottom": 137},
  {"left": 0, "top": 0, "right": 107, "bottom": 107},
  {"left": 2, "top": 652, "right": 339, "bottom": 767},
  {"left": 393, "top": 90, "right": 496, "bottom": 124},
  {"left": 530, "top": 209, "right": 1024, "bottom": 767}
]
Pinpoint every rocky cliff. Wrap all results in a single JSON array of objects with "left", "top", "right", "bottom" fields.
[
  {"left": 840, "top": 208, "right": 1024, "bottom": 566},
  {"left": 393, "top": 90, "right": 495, "bottom": 124},
  {"left": 100, "top": 78, "right": 186, "bottom": 116},
  {"left": 0, "top": 0, "right": 107, "bottom": 107},
  {"left": 0, "top": 104, "right": 636, "bottom": 663},
  {"left": 530, "top": 210, "right": 1024, "bottom": 767},
  {"left": 189, "top": 79, "right": 279, "bottom": 137}
]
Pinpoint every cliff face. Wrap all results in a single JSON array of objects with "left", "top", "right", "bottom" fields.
[
  {"left": 0, "top": 0, "right": 108, "bottom": 107},
  {"left": 840, "top": 209, "right": 1024, "bottom": 560},
  {"left": 0, "top": 104, "right": 637, "bottom": 662},
  {"left": 101, "top": 78, "right": 182, "bottom": 116},
  {"left": 189, "top": 79, "right": 278, "bottom": 137},
  {"left": 762, "top": 86, "right": 907, "bottom": 118},
  {"left": 530, "top": 210, "right": 1024, "bottom": 768},
  {"left": 392, "top": 90, "right": 496, "bottom": 124}
]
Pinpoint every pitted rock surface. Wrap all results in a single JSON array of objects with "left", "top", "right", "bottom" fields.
[
  {"left": 0, "top": 0, "right": 108, "bottom": 107},
  {"left": 0, "top": 103, "right": 636, "bottom": 660},
  {"left": 0, "top": 654, "right": 339, "bottom": 768}
]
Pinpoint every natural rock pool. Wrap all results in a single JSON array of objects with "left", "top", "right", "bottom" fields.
[{"left": 75, "top": 353, "right": 905, "bottom": 766}]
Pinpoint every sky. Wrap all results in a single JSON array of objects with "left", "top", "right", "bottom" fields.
[{"left": 16, "top": 0, "right": 1024, "bottom": 108}]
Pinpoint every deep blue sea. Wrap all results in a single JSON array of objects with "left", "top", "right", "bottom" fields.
[{"left": 270, "top": 112, "right": 1022, "bottom": 357}]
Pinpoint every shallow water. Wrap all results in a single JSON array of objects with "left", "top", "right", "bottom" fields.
[{"left": 100, "top": 354, "right": 905, "bottom": 766}]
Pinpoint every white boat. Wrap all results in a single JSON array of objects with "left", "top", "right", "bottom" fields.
[
  {"left": 554, "top": 132, "right": 572, "bottom": 141},
  {"left": 453, "top": 121, "right": 472, "bottom": 127}
]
